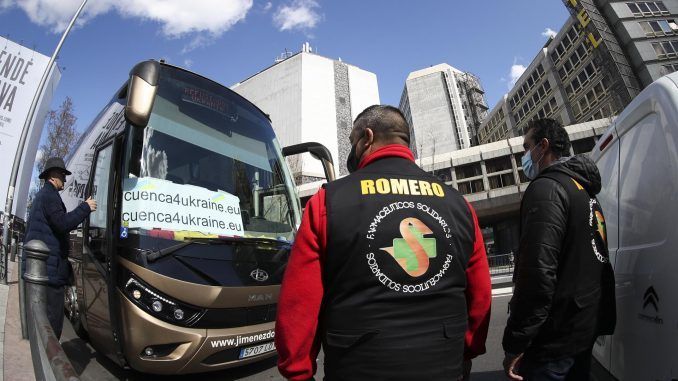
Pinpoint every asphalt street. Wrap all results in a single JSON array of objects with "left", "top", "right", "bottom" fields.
[{"left": 60, "top": 293, "right": 512, "bottom": 380}]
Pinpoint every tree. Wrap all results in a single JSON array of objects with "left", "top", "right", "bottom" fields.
[
  {"left": 27, "top": 97, "right": 80, "bottom": 213},
  {"left": 37, "top": 97, "right": 80, "bottom": 173}
]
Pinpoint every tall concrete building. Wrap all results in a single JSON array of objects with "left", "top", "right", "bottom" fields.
[
  {"left": 232, "top": 43, "right": 379, "bottom": 181},
  {"left": 597, "top": 0, "right": 678, "bottom": 85},
  {"left": 399, "top": 64, "right": 489, "bottom": 159},
  {"left": 478, "top": 0, "right": 678, "bottom": 145}
]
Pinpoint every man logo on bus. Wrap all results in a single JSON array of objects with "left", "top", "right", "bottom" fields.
[
  {"left": 381, "top": 217, "right": 436, "bottom": 277},
  {"left": 250, "top": 269, "right": 269, "bottom": 282}
]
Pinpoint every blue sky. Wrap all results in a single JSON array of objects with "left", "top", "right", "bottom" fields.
[{"left": 1, "top": 0, "right": 570, "bottom": 136}]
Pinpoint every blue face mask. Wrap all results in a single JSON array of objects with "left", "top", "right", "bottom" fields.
[{"left": 521, "top": 147, "right": 543, "bottom": 180}]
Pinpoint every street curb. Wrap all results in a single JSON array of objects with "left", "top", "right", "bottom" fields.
[
  {"left": 491, "top": 274, "right": 512, "bottom": 289},
  {"left": 0, "top": 280, "right": 8, "bottom": 381}
]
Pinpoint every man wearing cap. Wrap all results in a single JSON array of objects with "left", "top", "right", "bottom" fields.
[{"left": 24, "top": 157, "right": 97, "bottom": 339}]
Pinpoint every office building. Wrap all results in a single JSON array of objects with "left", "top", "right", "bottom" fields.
[
  {"left": 232, "top": 43, "right": 379, "bottom": 181},
  {"left": 399, "top": 64, "right": 489, "bottom": 158},
  {"left": 478, "top": 0, "right": 678, "bottom": 144}
]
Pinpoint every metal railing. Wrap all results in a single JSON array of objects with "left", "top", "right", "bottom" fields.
[
  {"left": 488, "top": 252, "right": 514, "bottom": 276},
  {"left": 23, "top": 240, "right": 80, "bottom": 381}
]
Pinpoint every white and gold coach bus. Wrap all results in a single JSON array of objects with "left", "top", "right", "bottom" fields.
[{"left": 61, "top": 60, "right": 334, "bottom": 374}]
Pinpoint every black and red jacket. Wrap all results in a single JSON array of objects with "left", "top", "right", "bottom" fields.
[{"left": 275, "top": 145, "right": 492, "bottom": 380}]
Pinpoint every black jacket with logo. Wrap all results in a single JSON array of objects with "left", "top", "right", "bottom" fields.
[
  {"left": 503, "top": 155, "right": 616, "bottom": 361},
  {"left": 323, "top": 157, "right": 478, "bottom": 380}
]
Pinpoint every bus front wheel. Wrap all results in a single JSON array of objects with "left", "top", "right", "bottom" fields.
[{"left": 64, "top": 285, "right": 88, "bottom": 339}]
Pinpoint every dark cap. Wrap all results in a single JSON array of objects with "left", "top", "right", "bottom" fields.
[{"left": 39, "top": 157, "right": 72, "bottom": 180}]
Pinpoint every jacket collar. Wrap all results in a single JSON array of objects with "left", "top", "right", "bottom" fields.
[
  {"left": 358, "top": 144, "right": 415, "bottom": 170},
  {"left": 43, "top": 181, "right": 58, "bottom": 192}
]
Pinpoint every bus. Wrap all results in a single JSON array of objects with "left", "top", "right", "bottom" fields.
[{"left": 61, "top": 60, "right": 334, "bottom": 374}]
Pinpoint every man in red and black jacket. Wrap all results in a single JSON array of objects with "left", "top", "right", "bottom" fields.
[{"left": 275, "top": 105, "right": 491, "bottom": 381}]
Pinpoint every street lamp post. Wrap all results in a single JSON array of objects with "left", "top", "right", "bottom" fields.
[{"left": 0, "top": 0, "right": 89, "bottom": 284}]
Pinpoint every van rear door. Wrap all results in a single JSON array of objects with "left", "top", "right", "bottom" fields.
[
  {"left": 607, "top": 74, "right": 678, "bottom": 380},
  {"left": 590, "top": 122, "right": 619, "bottom": 372}
]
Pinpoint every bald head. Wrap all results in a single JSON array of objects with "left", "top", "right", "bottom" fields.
[{"left": 350, "top": 105, "right": 410, "bottom": 147}]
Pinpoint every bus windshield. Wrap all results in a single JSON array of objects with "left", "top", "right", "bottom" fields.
[{"left": 122, "top": 65, "right": 300, "bottom": 242}]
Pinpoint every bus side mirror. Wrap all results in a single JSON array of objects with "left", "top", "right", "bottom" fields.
[
  {"left": 125, "top": 60, "right": 160, "bottom": 128},
  {"left": 282, "top": 142, "right": 335, "bottom": 182}
]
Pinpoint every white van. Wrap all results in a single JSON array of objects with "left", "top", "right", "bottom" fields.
[{"left": 590, "top": 72, "right": 678, "bottom": 380}]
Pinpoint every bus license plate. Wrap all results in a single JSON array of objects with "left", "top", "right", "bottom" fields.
[{"left": 239, "top": 341, "right": 275, "bottom": 359}]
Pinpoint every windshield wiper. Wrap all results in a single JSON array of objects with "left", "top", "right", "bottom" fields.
[
  {"left": 146, "top": 241, "right": 193, "bottom": 263},
  {"left": 145, "top": 236, "right": 289, "bottom": 263},
  {"left": 189, "top": 236, "right": 291, "bottom": 246}
]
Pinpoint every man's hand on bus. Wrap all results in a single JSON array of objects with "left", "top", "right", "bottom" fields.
[{"left": 85, "top": 197, "right": 98, "bottom": 212}]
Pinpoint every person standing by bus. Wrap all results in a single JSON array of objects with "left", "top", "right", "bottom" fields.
[
  {"left": 502, "top": 119, "right": 616, "bottom": 380},
  {"left": 275, "top": 105, "right": 492, "bottom": 381},
  {"left": 24, "top": 157, "right": 97, "bottom": 339}
]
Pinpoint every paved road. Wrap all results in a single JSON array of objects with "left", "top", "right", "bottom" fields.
[{"left": 61, "top": 294, "right": 512, "bottom": 380}]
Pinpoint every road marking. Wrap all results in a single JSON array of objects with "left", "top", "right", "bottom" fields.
[{"left": 492, "top": 286, "right": 513, "bottom": 298}]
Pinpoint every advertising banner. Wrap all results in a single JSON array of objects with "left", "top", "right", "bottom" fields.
[
  {"left": 0, "top": 37, "right": 60, "bottom": 218},
  {"left": 121, "top": 177, "right": 245, "bottom": 237}
]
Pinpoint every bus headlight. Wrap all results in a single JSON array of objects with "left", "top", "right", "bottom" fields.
[
  {"left": 122, "top": 272, "right": 203, "bottom": 326},
  {"left": 174, "top": 309, "right": 184, "bottom": 320}
]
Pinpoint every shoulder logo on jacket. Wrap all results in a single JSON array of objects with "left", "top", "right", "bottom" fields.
[{"left": 589, "top": 198, "right": 609, "bottom": 263}]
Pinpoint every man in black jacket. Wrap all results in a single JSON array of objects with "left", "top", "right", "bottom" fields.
[
  {"left": 502, "top": 119, "right": 615, "bottom": 381},
  {"left": 24, "top": 157, "right": 97, "bottom": 339}
]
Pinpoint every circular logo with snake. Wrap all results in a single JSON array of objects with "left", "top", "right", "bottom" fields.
[
  {"left": 589, "top": 198, "right": 609, "bottom": 263},
  {"left": 365, "top": 202, "right": 455, "bottom": 293}
]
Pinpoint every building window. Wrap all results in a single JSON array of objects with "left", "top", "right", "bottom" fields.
[
  {"left": 488, "top": 173, "right": 516, "bottom": 190},
  {"left": 652, "top": 40, "right": 678, "bottom": 59},
  {"left": 628, "top": 1, "right": 670, "bottom": 17},
  {"left": 640, "top": 20, "right": 678, "bottom": 36},
  {"left": 661, "top": 63, "right": 678, "bottom": 75},
  {"left": 455, "top": 163, "right": 482, "bottom": 180},
  {"left": 457, "top": 179, "right": 485, "bottom": 195},
  {"left": 574, "top": 79, "right": 609, "bottom": 119},
  {"left": 485, "top": 156, "right": 512, "bottom": 173},
  {"left": 567, "top": 62, "right": 597, "bottom": 97},
  {"left": 590, "top": 102, "right": 616, "bottom": 120},
  {"left": 432, "top": 168, "right": 452, "bottom": 182}
]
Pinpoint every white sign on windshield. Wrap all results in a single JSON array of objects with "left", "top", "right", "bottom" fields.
[{"left": 121, "top": 177, "right": 244, "bottom": 237}]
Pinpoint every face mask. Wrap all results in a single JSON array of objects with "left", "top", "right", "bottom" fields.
[
  {"left": 346, "top": 143, "right": 360, "bottom": 173},
  {"left": 522, "top": 145, "right": 544, "bottom": 180}
]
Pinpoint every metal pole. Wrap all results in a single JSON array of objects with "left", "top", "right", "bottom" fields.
[
  {"left": 0, "top": 0, "right": 89, "bottom": 284},
  {"left": 18, "top": 242, "right": 28, "bottom": 339},
  {"left": 24, "top": 240, "right": 80, "bottom": 381}
]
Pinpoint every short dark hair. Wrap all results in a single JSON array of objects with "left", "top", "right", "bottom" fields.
[
  {"left": 526, "top": 118, "right": 571, "bottom": 158},
  {"left": 353, "top": 105, "right": 410, "bottom": 145}
]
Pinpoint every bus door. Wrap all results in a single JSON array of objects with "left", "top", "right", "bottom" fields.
[{"left": 82, "top": 140, "right": 119, "bottom": 361}]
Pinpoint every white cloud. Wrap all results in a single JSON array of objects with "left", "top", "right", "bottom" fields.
[
  {"left": 6, "top": 0, "right": 253, "bottom": 39},
  {"left": 183, "top": 58, "right": 193, "bottom": 68},
  {"left": 509, "top": 64, "right": 526, "bottom": 89},
  {"left": 273, "top": 0, "right": 321, "bottom": 31},
  {"left": 541, "top": 27, "right": 557, "bottom": 39},
  {"left": 263, "top": 2, "right": 272, "bottom": 12},
  {"left": 181, "top": 34, "right": 210, "bottom": 54}
]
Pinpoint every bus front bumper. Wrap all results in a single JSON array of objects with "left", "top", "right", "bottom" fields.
[{"left": 118, "top": 291, "right": 277, "bottom": 375}]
